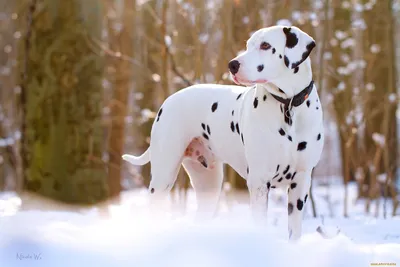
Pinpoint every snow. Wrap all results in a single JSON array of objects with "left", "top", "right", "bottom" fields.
[
  {"left": 198, "top": 33, "right": 209, "bottom": 44},
  {"left": 370, "top": 44, "right": 381, "bottom": 54},
  {"left": 366, "top": 82, "right": 376, "bottom": 91},
  {"left": 372, "top": 132, "right": 386, "bottom": 147},
  {"left": 164, "top": 35, "right": 172, "bottom": 47},
  {"left": 1, "top": 181, "right": 400, "bottom": 267}
]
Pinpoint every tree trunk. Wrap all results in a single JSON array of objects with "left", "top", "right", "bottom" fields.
[
  {"left": 326, "top": 1, "right": 358, "bottom": 215},
  {"left": 18, "top": 0, "right": 107, "bottom": 204},
  {"left": 362, "top": 0, "right": 398, "bottom": 204},
  {"left": 106, "top": 0, "right": 136, "bottom": 197},
  {"left": 131, "top": 0, "right": 161, "bottom": 188}
]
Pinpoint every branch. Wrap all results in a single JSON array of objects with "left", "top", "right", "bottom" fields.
[{"left": 166, "top": 44, "right": 193, "bottom": 87}]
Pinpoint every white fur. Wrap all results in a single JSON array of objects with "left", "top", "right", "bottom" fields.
[{"left": 122, "top": 25, "right": 324, "bottom": 241}]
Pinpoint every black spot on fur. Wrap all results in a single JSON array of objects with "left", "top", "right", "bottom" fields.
[
  {"left": 267, "top": 182, "right": 271, "bottom": 189},
  {"left": 290, "top": 183, "right": 297, "bottom": 189},
  {"left": 290, "top": 41, "right": 316, "bottom": 69},
  {"left": 253, "top": 97, "right": 258, "bottom": 108},
  {"left": 316, "top": 106, "right": 319, "bottom": 110},
  {"left": 241, "top": 133, "right": 244, "bottom": 144},
  {"left": 207, "top": 125, "right": 211, "bottom": 135},
  {"left": 294, "top": 66, "right": 299, "bottom": 74},
  {"left": 283, "top": 27, "right": 299, "bottom": 49},
  {"left": 284, "top": 55, "right": 290, "bottom": 68},
  {"left": 278, "top": 177, "right": 283, "bottom": 182},
  {"left": 280, "top": 105, "right": 284, "bottom": 113},
  {"left": 291, "top": 172, "right": 297, "bottom": 180},
  {"left": 247, "top": 166, "right": 249, "bottom": 174},
  {"left": 297, "top": 199, "right": 304, "bottom": 211},
  {"left": 317, "top": 133, "right": 321, "bottom": 141},
  {"left": 150, "top": 188, "right": 155, "bottom": 194},
  {"left": 236, "top": 93, "right": 242, "bottom": 100},
  {"left": 201, "top": 123, "right": 206, "bottom": 130},
  {"left": 286, "top": 173, "right": 292, "bottom": 180},
  {"left": 211, "top": 102, "right": 218, "bottom": 112},
  {"left": 283, "top": 165, "right": 290, "bottom": 175},
  {"left": 232, "top": 110, "right": 234, "bottom": 116},
  {"left": 257, "top": 65, "right": 264, "bottom": 72},
  {"left": 297, "top": 141, "right": 307, "bottom": 151},
  {"left": 272, "top": 48, "right": 276, "bottom": 54},
  {"left": 279, "top": 128, "right": 285, "bottom": 136},
  {"left": 279, "top": 54, "right": 282, "bottom": 59},
  {"left": 263, "top": 95, "right": 267, "bottom": 101},
  {"left": 288, "top": 136, "right": 292, "bottom": 142},
  {"left": 230, "top": 121, "right": 235, "bottom": 132},
  {"left": 202, "top": 133, "right": 209, "bottom": 140},
  {"left": 156, "top": 108, "right": 163, "bottom": 122},
  {"left": 271, "top": 186, "right": 276, "bottom": 189},
  {"left": 306, "top": 100, "right": 310, "bottom": 108},
  {"left": 235, "top": 123, "right": 240, "bottom": 135},
  {"left": 288, "top": 202, "right": 294, "bottom": 215},
  {"left": 304, "top": 194, "right": 308, "bottom": 203},
  {"left": 273, "top": 173, "right": 279, "bottom": 179},
  {"left": 276, "top": 165, "right": 280, "bottom": 172}
]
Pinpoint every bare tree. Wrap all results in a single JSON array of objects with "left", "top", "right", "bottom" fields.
[
  {"left": 362, "top": 0, "right": 398, "bottom": 214},
  {"left": 106, "top": 0, "right": 136, "bottom": 198},
  {"left": 327, "top": 0, "right": 355, "bottom": 217},
  {"left": 17, "top": 0, "right": 108, "bottom": 203}
]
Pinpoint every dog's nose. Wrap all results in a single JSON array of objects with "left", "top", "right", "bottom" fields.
[{"left": 228, "top": 60, "right": 240, "bottom": 75}]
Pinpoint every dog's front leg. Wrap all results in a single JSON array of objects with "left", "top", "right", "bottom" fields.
[
  {"left": 247, "top": 177, "right": 270, "bottom": 225},
  {"left": 287, "top": 170, "right": 312, "bottom": 241}
]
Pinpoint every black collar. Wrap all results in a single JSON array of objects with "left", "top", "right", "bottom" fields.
[{"left": 270, "top": 80, "right": 314, "bottom": 126}]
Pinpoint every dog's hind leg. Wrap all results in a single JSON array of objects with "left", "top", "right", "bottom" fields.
[
  {"left": 287, "top": 170, "right": 312, "bottom": 241},
  {"left": 182, "top": 159, "right": 224, "bottom": 220},
  {"left": 147, "top": 136, "right": 188, "bottom": 210}
]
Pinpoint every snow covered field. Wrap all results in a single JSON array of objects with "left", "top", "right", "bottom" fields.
[{"left": 1, "top": 180, "right": 400, "bottom": 267}]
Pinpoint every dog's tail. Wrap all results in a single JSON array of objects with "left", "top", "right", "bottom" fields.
[{"left": 122, "top": 148, "right": 150, "bottom": 166}]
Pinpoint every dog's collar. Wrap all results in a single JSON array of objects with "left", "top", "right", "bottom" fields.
[{"left": 270, "top": 80, "right": 314, "bottom": 125}]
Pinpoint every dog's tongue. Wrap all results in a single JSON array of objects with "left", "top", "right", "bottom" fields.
[{"left": 232, "top": 76, "right": 268, "bottom": 86}]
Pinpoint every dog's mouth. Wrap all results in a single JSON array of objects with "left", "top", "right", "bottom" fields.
[{"left": 232, "top": 75, "right": 268, "bottom": 86}]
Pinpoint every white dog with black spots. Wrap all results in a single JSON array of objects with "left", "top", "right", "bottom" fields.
[{"left": 122, "top": 25, "right": 324, "bottom": 241}]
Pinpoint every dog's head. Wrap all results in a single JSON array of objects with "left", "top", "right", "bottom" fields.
[{"left": 228, "top": 25, "right": 315, "bottom": 87}]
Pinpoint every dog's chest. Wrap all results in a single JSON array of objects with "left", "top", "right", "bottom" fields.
[{"left": 239, "top": 86, "right": 323, "bottom": 178}]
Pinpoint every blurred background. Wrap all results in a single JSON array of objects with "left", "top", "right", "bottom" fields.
[{"left": 0, "top": 0, "right": 400, "bottom": 218}]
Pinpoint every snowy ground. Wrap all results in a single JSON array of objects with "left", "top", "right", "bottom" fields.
[{"left": 1, "top": 179, "right": 400, "bottom": 267}]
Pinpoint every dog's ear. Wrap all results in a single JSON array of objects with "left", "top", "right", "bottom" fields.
[{"left": 282, "top": 26, "right": 315, "bottom": 69}]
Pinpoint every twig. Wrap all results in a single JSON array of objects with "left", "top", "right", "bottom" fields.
[
  {"left": 87, "top": 36, "right": 146, "bottom": 69},
  {"left": 87, "top": 34, "right": 193, "bottom": 87},
  {"left": 166, "top": 45, "right": 193, "bottom": 87},
  {"left": 344, "top": 130, "right": 356, "bottom": 217},
  {"left": 309, "top": 177, "right": 317, "bottom": 218}
]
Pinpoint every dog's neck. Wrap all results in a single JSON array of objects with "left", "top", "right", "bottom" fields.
[{"left": 269, "top": 59, "right": 313, "bottom": 98}]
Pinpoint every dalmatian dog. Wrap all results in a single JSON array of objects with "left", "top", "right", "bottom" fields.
[{"left": 122, "top": 25, "right": 324, "bottom": 240}]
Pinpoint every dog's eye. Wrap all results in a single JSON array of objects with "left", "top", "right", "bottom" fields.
[{"left": 260, "top": 42, "right": 271, "bottom": 50}]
